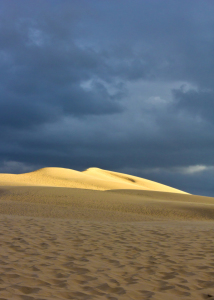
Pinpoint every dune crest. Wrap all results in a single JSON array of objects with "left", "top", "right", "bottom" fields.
[
  {"left": 0, "top": 166, "right": 188, "bottom": 194},
  {"left": 84, "top": 167, "right": 188, "bottom": 193}
]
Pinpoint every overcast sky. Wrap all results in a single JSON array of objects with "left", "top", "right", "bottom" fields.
[{"left": 0, "top": 0, "right": 214, "bottom": 196}]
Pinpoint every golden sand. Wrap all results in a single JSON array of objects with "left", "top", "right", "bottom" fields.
[
  {"left": 0, "top": 167, "right": 188, "bottom": 193},
  {"left": 0, "top": 167, "right": 214, "bottom": 300}
]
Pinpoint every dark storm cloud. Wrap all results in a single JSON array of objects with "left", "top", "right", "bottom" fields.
[
  {"left": 0, "top": 0, "right": 214, "bottom": 196},
  {"left": 173, "top": 87, "right": 214, "bottom": 123},
  {"left": 0, "top": 6, "right": 124, "bottom": 129}
]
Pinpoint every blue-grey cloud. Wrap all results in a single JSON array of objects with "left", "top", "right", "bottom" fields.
[{"left": 0, "top": 0, "right": 214, "bottom": 196}]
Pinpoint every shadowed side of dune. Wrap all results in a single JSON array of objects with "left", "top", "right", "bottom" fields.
[
  {"left": 0, "top": 186, "right": 213, "bottom": 221},
  {"left": 107, "top": 189, "right": 214, "bottom": 204}
]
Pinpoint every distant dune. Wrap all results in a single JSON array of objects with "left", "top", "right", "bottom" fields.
[
  {"left": 0, "top": 166, "right": 188, "bottom": 193},
  {"left": 0, "top": 166, "right": 214, "bottom": 222}
]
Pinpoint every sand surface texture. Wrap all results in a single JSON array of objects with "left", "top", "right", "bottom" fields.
[
  {"left": 0, "top": 167, "right": 214, "bottom": 300},
  {"left": 0, "top": 167, "right": 188, "bottom": 193}
]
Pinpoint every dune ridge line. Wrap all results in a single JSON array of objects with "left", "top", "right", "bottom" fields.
[{"left": 0, "top": 166, "right": 188, "bottom": 194}]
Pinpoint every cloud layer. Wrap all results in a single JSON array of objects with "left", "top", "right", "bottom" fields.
[{"left": 0, "top": 0, "right": 214, "bottom": 196}]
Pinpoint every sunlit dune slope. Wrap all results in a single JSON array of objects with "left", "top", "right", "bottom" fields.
[{"left": 0, "top": 167, "right": 187, "bottom": 194}]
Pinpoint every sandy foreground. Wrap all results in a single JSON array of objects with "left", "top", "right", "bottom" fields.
[{"left": 0, "top": 167, "right": 214, "bottom": 300}]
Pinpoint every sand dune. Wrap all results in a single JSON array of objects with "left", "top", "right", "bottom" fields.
[
  {"left": 0, "top": 167, "right": 188, "bottom": 193},
  {"left": 0, "top": 185, "right": 214, "bottom": 221},
  {"left": 0, "top": 167, "right": 214, "bottom": 300}
]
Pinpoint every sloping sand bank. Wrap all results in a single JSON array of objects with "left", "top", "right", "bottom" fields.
[
  {"left": 0, "top": 167, "right": 188, "bottom": 193},
  {"left": 0, "top": 167, "right": 214, "bottom": 300},
  {"left": 0, "top": 185, "right": 214, "bottom": 221}
]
